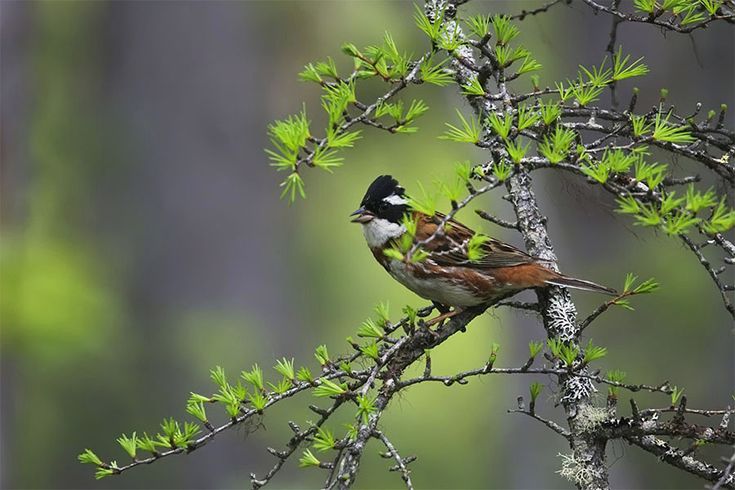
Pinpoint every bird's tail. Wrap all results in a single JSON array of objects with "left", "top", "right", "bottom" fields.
[{"left": 545, "top": 273, "right": 617, "bottom": 295}]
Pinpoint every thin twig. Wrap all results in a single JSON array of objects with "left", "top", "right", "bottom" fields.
[
  {"left": 508, "top": 408, "right": 572, "bottom": 439},
  {"left": 475, "top": 209, "right": 519, "bottom": 229},
  {"left": 510, "top": 0, "right": 570, "bottom": 21},
  {"left": 579, "top": 0, "right": 735, "bottom": 34},
  {"left": 374, "top": 430, "right": 415, "bottom": 490}
]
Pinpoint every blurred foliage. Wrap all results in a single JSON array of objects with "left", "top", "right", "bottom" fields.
[
  {"left": 1, "top": 2, "right": 121, "bottom": 356},
  {"left": 1, "top": 237, "right": 119, "bottom": 355}
]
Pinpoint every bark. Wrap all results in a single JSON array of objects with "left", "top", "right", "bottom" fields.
[
  {"left": 432, "top": 1, "right": 613, "bottom": 487},
  {"left": 508, "top": 168, "right": 609, "bottom": 490}
]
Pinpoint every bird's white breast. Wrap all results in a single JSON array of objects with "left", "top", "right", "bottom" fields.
[
  {"left": 361, "top": 218, "right": 405, "bottom": 248},
  {"left": 387, "top": 260, "right": 486, "bottom": 307}
]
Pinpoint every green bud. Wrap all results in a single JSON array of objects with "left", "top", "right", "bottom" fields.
[
  {"left": 530, "top": 74, "right": 540, "bottom": 89},
  {"left": 529, "top": 382, "right": 543, "bottom": 402},
  {"left": 341, "top": 43, "right": 360, "bottom": 58}
]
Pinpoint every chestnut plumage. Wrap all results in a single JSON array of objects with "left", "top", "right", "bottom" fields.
[{"left": 351, "top": 175, "right": 616, "bottom": 309}]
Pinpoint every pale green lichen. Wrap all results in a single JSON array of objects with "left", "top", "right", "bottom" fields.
[
  {"left": 576, "top": 404, "right": 610, "bottom": 432},
  {"left": 557, "top": 452, "right": 603, "bottom": 486}
]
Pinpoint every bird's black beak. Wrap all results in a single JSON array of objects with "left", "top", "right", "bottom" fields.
[{"left": 350, "top": 207, "right": 374, "bottom": 223}]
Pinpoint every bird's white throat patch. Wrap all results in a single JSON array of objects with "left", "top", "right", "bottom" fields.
[
  {"left": 383, "top": 194, "right": 407, "bottom": 206},
  {"left": 362, "top": 218, "right": 405, "bottom": 248}
]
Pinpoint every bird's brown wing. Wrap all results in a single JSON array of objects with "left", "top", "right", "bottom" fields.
[{"left": 412, "top": 212, "right": 536, "bottom": 269}]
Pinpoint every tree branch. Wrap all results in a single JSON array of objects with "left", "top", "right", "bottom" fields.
[{"left": 626, "top": 435, "right": 734, "bottom": 488}]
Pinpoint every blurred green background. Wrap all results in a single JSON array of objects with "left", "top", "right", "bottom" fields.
[{"left": 1, "top": 1, "right": 733, "bottom": 488}]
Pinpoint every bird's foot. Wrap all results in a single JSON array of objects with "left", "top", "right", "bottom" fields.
[
  {"left": 424, "top": 308, "right": 462, "bottom": 328},
  {"left": 417, "top": 319, "right": 441, "bottom": 345}
]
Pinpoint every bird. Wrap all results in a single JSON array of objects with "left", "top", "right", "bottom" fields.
[{"left": 350, "top": 175, "right": 616, "bottom": 324}]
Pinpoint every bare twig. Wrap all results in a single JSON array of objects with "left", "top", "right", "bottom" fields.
[
  {"left": 681, "top": 234, "right": 735, "bottom": 319},
  {"left": 508, "top": 408, "right": 572, "bottom": 439},
  {"left": 374, "top": 430, "right": 415, "bottom": 489},
  {"left": 475, "top": 208, "right": 520, "bottom": 229},
  {"left": 605, "top": 0, "right": 624, "bottom": 108},
  {"left": 251, "top": 399, "right": 344, "bottom": 489},
  {"left": 510, "top": 0, "right": 570, "bottom": 21},
  {"left": 712, "top": 446, "right": 735, "bottom": 490}
]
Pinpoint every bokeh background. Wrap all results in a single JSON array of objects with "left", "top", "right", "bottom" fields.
[{"left": 1, "top": 1, "right": 733, "bottom": 488}]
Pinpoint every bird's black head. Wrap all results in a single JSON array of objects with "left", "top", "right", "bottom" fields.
[{"left": 350, "top": 175, "right": 408, "bottom": 224}]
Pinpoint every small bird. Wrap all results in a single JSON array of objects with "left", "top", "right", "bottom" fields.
[{"left": 351, "top": 175, "right": 615, "bottom": 322}]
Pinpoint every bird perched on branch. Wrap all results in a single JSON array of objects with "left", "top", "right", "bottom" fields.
[{"left": 351, "top": 175, "right": 615, "bottom": 324}]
